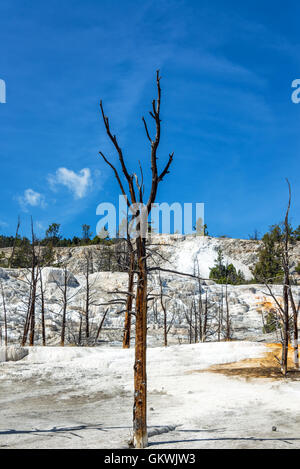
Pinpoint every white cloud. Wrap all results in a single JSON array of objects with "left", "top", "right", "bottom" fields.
[
  {"left": 18, "top": 189, "right": 46, "bottom": 210},
  {"left": 48, "top": 167, "right": 92, "bottom": 199}
]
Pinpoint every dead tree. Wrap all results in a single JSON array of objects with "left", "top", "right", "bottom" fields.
[
  {"left": 60, "top": 267, "right": 68, "bottom": 346},
  {"left": 194, "top": 261, "right": 208, "bottom": 342},
  {"left": 22, "top": 218, "right": 40, "bottom": 346},
  {"left": 289, "top": 288, "right": 300, "bottom": 368},
  {"left": 194, "top": 263, "right": 215, "bottom": 343},
  {"left": 28, "top": 222, "right": 38, "bottom": 346},
  {"left": 217, "top": 285, "right": 224, "bottom": 342},
  {"left": 282, "top": 180, "right": 300, "bottom": 370},
  {"left": 185, "top": 300, "right": 195, "bottom": 344},
  {"left": 78, "top": 254, "right": 105, "bottom": 344},
  {"left": 56, "top": 266, "right": 79, "bottom": 347},
  {"left": 202, "top": 291, "right": 210, "bottom": 342},
  {"left": 261, "top": 180, "right": 296, "bottom": 375},
  {"left": 39, "top": 267, "right": 46, "bottom": 346},
  {"left": 97, "top": 229, "right": 135, "bottom": 349},
  {"left": 197, "top": 283, "right": 202, "bottom": 342},
  {"left": 122, "top": 234, "right": 135, "bottom": 349},
  {"left": 8, "top": 216, "right": 20, "bottom": 268},
  {"left": 78, "top": 313, "right": 83, "bottom": 345},
  {"left": 281, "top": 180, "right": 291, "bottom": 375},
  {"left": 284, "top": 181, "right": 300, "bottom": 369},
  {"left": 95, "top": 308, "right": 109, "bottom": 342},
  {"left": 224, "top": 283, "right": 231, "bottom": 341},
  {"left": 99, "top": 70, "right": 174, "bottom": 448},
  {"left": 83, "top": 251, "right": 92, "bottom": 340},
  {"left": 1, "top": 282, "right": 8, "bottom": 346},
  {"left": 157, "top": 272, "right": 175, "bottom": 346},
  {"left": 57, "top": 267, "right": 79, "bottom": 347}
]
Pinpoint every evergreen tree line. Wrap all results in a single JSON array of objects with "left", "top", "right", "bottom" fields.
[
  {"left": 0, "top": 223, "right": 113, "bottom": 249},
  {"left": 1, "top": 220, "right": 300, "bottom": 280},
  {"left": 209, "top": 223, "right": 300, "bottom": 285}
]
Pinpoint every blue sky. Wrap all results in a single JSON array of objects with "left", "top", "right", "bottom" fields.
[{"left": 0, "top": 0, "right": 299, "bottom": 239}]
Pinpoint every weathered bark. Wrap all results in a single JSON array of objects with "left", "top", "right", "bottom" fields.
[
  {"left": 29, "top": 280, "right": 37, "bottom": 346},
  {"left": 218, "top": 286, "right": 223, "bottom": 342},
  {"left": 289, "top": 291, "right": 299, "bottom": 368},
  {"left": 185, "top": 305, "right": 193, "bottom": 344},
  {"left": 198, "top": 279, "right": 203, "bottom": 342},
  {"left": 85, "top": 276, "right": 90, "bottom": 340},
  {"left": 83, "top": 252, "right": 91, "bottom": 341},
  {"left": 133, "top": 237, "right": 148, "bottom": 448},
  {"left": 60, "top": 268, "right": 68, "bottom": 347},
  {"left": 78, "top": 314, "right": 82, "bottom": 345},
  {"left": 1, "top": 283, "right": 7, "bottom": 346},
  {"left": 39, "top": 268, "right": 46, "bottom": 346},
  {"left": 281, "top": 280, "right": 289, "bottom": 376},
  {"left": 194, "top": 299, "right": 198, "bottom": 344},
  {"left": 95, "top": 308, "right": 108, "bottom": 341},
  {"left": 27, "top": 217, "right": 39, "bottom": 347},
  {"left": 123, "top": 249, "right": 134, "bottom": 348},
  {"left": 281, "top": 179, "right": 291, "bottom": 376},
  {"left": 203, "top": 292, "right": 208, "bottom": 343},
  {"left": 164, "top": 303, "right": 168, "bottom": 347},
  {"left": 21, "top": 296, "right": 31, "bottom": 346},
  {"left": 225, "top": 283, "right": 231, "bottom": 341},
  {"left": 158, "top": 273, "right": 168, "bottom": 347}
]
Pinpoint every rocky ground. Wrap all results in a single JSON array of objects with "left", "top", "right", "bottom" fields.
[
  {"left": 0, "top": 235, "right": 299, "bottom": 449},
  {"left": 1, "top": 342, "right": 300, "bottom": 449}
]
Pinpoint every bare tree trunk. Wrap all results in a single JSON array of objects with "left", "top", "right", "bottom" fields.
[
  {"left": 29, "top": 280, "right": 37, "bottom": 346},
  {"left": 60, "top": 268, "right": 67, "bottom": 347},
  {"left": 290, "top": 291, "right": 299, "bottom": 368},
  {"left": 123, "top": 248, "right": 134, "bottom": 348},
  {"left": 8, "top": 216, "right": 20, "bottom": 268},
  {"left": 22, "top": 296, "right": 31, "bottom": 346},
  {"left": 84, "top": 254, "right": 90, "bottom": 341},
  {"left": 218, "top": 286, "right": 223, "bottom": 342},
  {"left": 281, "top": 281, "right": 289, "bottom": 376},
  {"left": 95, "top": 308, "right": 108, "bottom": 341},
  {"left": 163, "top": 305, "right": 168, "bottom": 347},
  {"left": 158, "top": 272, "right": 168, "bottom": 347},
  {"left": 193, "top": 299, "right": 198, "bottom": 344},
  {"left": 203, "top": 292, "right": 208, "bottom": 343},
  {"left": 1, "top": 283, "right": 7, "bottom": 346},
  {"left": 29, "top": 217, "right": 39, "bottom": 347},
  {"left": 225, "top": 283, "right": 231, "bottom": 341},
  {"left": 198, "top": 280, "right": 203, "bottom": 342},
  {"left": 78, "top": 314, "right": 82, "bottom": 345},
  {"left": 281, "top": 179, "right": 291, "bottom": 376},
  {"left": 39, "top": 268, "right": 46, "bottom": 346},
  {"left": 133, "top": 237, "right": 148, "bottom": 449},
  {"left": 186, "top": 305, "right": 193, "bottom": 344}
]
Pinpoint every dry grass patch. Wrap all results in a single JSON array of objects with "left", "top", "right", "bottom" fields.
[{"left": 188, "top": 343, "right": 300, "bottom": 380}]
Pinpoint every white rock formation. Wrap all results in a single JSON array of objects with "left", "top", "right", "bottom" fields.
[
  {"left": 0, "top": 235, "right": 299, "bottom": 345},
  {"left": 0, "top": 345, "right": 28, "bottom": 362}
]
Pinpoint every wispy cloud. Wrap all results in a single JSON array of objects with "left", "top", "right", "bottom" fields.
[
  {"left": 48, "top": 167, "right": 92, "bottom": 199},
  {"left": 17, "top": 188, "right": 46, "bottom": 211},
  {"left": 35, "top": 220, "right": 46, "bottom": 235}
]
